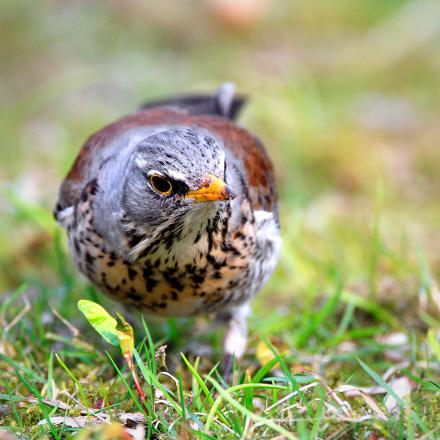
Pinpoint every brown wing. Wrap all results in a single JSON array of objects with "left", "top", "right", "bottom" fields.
[{"left": 56, "top": 109, "right": 277, "bottom": 218}]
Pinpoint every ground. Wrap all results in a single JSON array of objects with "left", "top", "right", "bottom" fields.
[{"left": 1, "top": 1, "right": 440, "bottom": 438}]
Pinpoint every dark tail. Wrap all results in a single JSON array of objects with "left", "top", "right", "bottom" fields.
[{"left": 140, "top": 83, "right": 246, "bottom": 121}]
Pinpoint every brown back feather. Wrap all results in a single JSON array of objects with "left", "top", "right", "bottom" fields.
[{"left": 56, "top": 109, "right": 277, "bottom": 219}]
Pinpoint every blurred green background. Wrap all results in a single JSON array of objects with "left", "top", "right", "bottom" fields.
[
  {"left": 1, "top": 0, "right": 439, "bottom": 304},
  {"left": 2, "top": 3, "right": 440, "bottom": 436}
]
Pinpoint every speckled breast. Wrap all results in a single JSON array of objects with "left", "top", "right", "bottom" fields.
[{"left": 67, "top": 182, "right": 277, "bottom": 317}]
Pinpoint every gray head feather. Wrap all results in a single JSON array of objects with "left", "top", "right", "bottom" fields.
[{"left": 93, "top": 126, "right": 227, "bottom": 258}]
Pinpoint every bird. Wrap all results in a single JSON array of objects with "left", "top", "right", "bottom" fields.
[{"left": 54, "top": 83, "right": 281, "bottom": 374}]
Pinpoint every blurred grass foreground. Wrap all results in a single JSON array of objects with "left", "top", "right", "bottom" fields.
[{"left": 1, "top": 1, "right": 440, "bottom": 438}]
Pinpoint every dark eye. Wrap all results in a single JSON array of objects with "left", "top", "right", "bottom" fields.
[{"left": 149, "top": 175, "right": 172, "bottom": 195}]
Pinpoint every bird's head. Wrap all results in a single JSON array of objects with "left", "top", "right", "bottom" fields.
[{"left": 120, "top": 127, "right": 235, "bottom": 230}]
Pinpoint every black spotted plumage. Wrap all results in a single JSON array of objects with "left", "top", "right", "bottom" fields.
[{"left": 55, "top": 83, "right": 281, "bottom": 367}]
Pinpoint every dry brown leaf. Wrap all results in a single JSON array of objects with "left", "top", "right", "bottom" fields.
[
  {"left": 155, "top": 344, "right": 168, "bottom": 369},
  {"left": 39, "top": 417, "right": 145, "bottom": 439},
  {"left": 24, "top": 397, "right": 71, "bottom": 411},
  {"left": 38, "top": 415, "right": 105, "bottom": 428},
  {"left": 119, "top": 413, "right": 145, "bottom": 426},
  {"left": 176, "top": 423, "right": 194, "bottom": 440},
  {"left": 337, "top": 384, "right": 386, "bottom": 396},
  {"left": 359, "top": 392, "right": 387, "bottom": 421},
  {"left": 384, "top": 377, "right": 414, "bottom": 414},
  {"left": 38, "top": 412, "right": 146, "bottom": 431}
]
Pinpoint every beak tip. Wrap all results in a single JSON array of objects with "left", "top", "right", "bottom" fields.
[{"left": 184, "top": 174, "right": 236, "bottom": 202}]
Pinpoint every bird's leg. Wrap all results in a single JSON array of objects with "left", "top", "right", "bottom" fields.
[{"left": 215, "top": 303, "right": 250, "bottom": 381}]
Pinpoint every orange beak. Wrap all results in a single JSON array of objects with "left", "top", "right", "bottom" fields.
[{"left": 184, "top": 174, "right": 235, "bottom": 202}]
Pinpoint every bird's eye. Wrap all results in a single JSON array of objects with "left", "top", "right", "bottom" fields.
[{"left": 149, "top": 175, "right": 172, "bottom": 195}]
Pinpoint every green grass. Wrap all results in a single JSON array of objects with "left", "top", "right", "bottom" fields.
[
  {"left": 1, "top": 197, "right": 439, "bottom": 438},
  {"left": 1, "top": 0, "right": 440, "bottom": 438}
]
